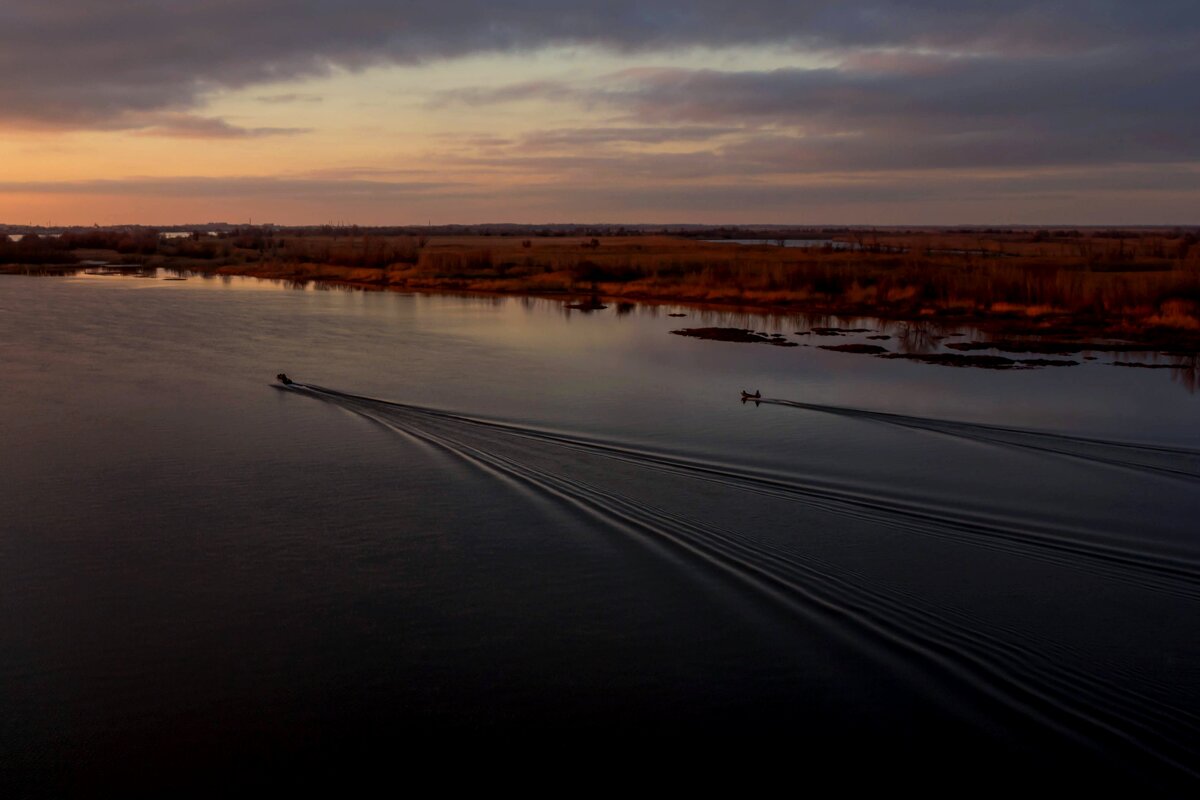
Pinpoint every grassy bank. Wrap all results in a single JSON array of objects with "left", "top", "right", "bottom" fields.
[{"left": 6, "top": 228, "right": 1200, "bottom": 347}]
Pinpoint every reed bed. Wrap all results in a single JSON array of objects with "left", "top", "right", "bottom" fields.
[{"left": 7, "top": 229, "right": 1199, "bottom": 334}]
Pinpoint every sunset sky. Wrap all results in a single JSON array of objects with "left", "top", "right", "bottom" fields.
[{"left": 2, "top": 1, "right": 1197, "bottom": 225}]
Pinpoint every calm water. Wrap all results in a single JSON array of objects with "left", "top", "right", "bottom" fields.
[
  {"left": 704, "top": 237, "right": 863, "bottom": 249},
  {"left": 3, "top": 273, "right": 1199, "bottom": 793}
]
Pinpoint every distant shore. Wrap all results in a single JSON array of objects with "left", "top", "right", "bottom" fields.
[
  {"left": 215, "top": 260, "right": 1200, "bottom": 349},
  {"left": 5, "top": 229, "right": 1200, "bottom": 355}
]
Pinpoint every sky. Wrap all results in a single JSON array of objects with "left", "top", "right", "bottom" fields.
[{"left": 1, "top": 1, "right": 1197, "bottom": 226}]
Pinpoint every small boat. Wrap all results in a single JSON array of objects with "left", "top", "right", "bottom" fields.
[{"left": 740, "top": 389, "right": 761, "bottom": 399}]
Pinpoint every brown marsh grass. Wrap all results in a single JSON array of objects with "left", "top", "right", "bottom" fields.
[
  {"left": 9, "top": 228, "right": 1197, "bottom": 341},
  {"left": 224, "top": 231, "right": 1200, "bottom": 337}
]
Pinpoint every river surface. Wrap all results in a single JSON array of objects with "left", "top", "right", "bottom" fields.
[{"left": 2, "top": 272, "right": 1199, "bottom": 793}]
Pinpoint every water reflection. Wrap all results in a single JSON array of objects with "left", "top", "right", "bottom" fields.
[
  {"left": 8, "top": 267, "right": 1198, "bottom": 394},
  {"left": 1114, "top": 354, "right": 1200, "bottom": 393},
  {"left": 1175, "top": 356, "right": 1199, "bottom": 393},
  {"left": 890, "top": 321, "right": 960, "bottom": 355},
  {"left": 83, "top": 266, "right": 156, "bottom": 278}
]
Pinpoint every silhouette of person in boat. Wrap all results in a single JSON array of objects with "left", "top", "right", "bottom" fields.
[{"left": 277, "top": 373, "right": 293, "bottom": 385}]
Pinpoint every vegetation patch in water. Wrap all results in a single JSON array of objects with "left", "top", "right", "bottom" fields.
[
  {"left": 807, "top": 327, "right": 875, "bottom": 336},
  {"left": 1111, "top": 361, "right": 1188, "bottom": 369},
  {"left": 819, "top": 344, "right": 889, "bottom": 354},
  {"left": 671, "top": 327, "right": 799, "bottom": 346},
  {"left": 879, "top": 353, "right": 1079, "bottom": 369}
]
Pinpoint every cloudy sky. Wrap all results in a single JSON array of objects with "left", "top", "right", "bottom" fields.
[{"left": 2, "top": 1, "right": 1197, "bottom": 225}]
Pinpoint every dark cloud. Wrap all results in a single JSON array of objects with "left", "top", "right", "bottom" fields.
[
  {"left": 453, "top": 166, "right": 1200, "bottom": 224},
  {"left": 0, "top": 176, "right": 450, "bottom": 198},
  {"left": 133, "top": 115, "right": 310, "bottom": 139},
  {"left": 597, "top": 52, "right": 1200, "bottom": 133},
  {"left": 254, "top": 94, "right": 324, "bottom": 104},
  {"left": 430, "top": 81, "right": 582, "bottom": 108},
  {"left": 440, "top": 136, "right": 1200, "bottom": 186},
  {"left": 6, "top": 168, "right": 1195, "bottom": 224},
  {"left": 438, "top": 44, "right": 1200, "bottom": 171},
  {"left": 443, "top": 149, "right": 741, "bottom": 181},
  {"left": 12, "top": 165, "right": 1194, "bottom": 205},
  {"left": 514, "top": 126, "right": 739, "bottom": 150},
  {"left": 3, "top": 2, "right": 1198, "bottom": 220},
  {"left": 2, "top": 2, "right": 1195, "bottom": 127}
]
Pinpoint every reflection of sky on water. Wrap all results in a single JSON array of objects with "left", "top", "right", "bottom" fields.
[
  {"left": 15, "top": 266, "right": 1200, "bottom": 495},
  {"left": 47, "top": 269, "right": 1200, "bottom": 418}
]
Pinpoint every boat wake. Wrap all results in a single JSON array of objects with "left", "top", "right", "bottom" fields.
[
  {"left": 277, "top": 381, "right": 1200, "bottom": 783},
  {"left": 752, "top": 397, "right": 1200, "bottom": 483}
]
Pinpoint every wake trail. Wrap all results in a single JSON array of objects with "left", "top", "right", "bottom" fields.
[
  {"left": 280, "top": 381, "right": 1200, "bottom": 782},
  {"left": 756, "top": 398, "right": 1200, "bottom": 483},
  {"left": 285, "top": 384, "right": 1200, "bottom": 599}
]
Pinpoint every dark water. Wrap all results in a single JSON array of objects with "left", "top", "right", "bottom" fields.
[{"left": 2, "top": 273, "right": 1199, "bottom": 793}]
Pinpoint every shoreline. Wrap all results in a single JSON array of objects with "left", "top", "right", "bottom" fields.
[
  {"left": 7, "top": 257, "right": 1200, "bottom": 355},
  {"left": 175, "top": 261, "right": 1200, "bottom": 356},
  {"left": 6, "top": 232, "right": 1200, "bottom": 356},
  {"left": 6, "top": 257, "right": 1197, "bottom": 386}
]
